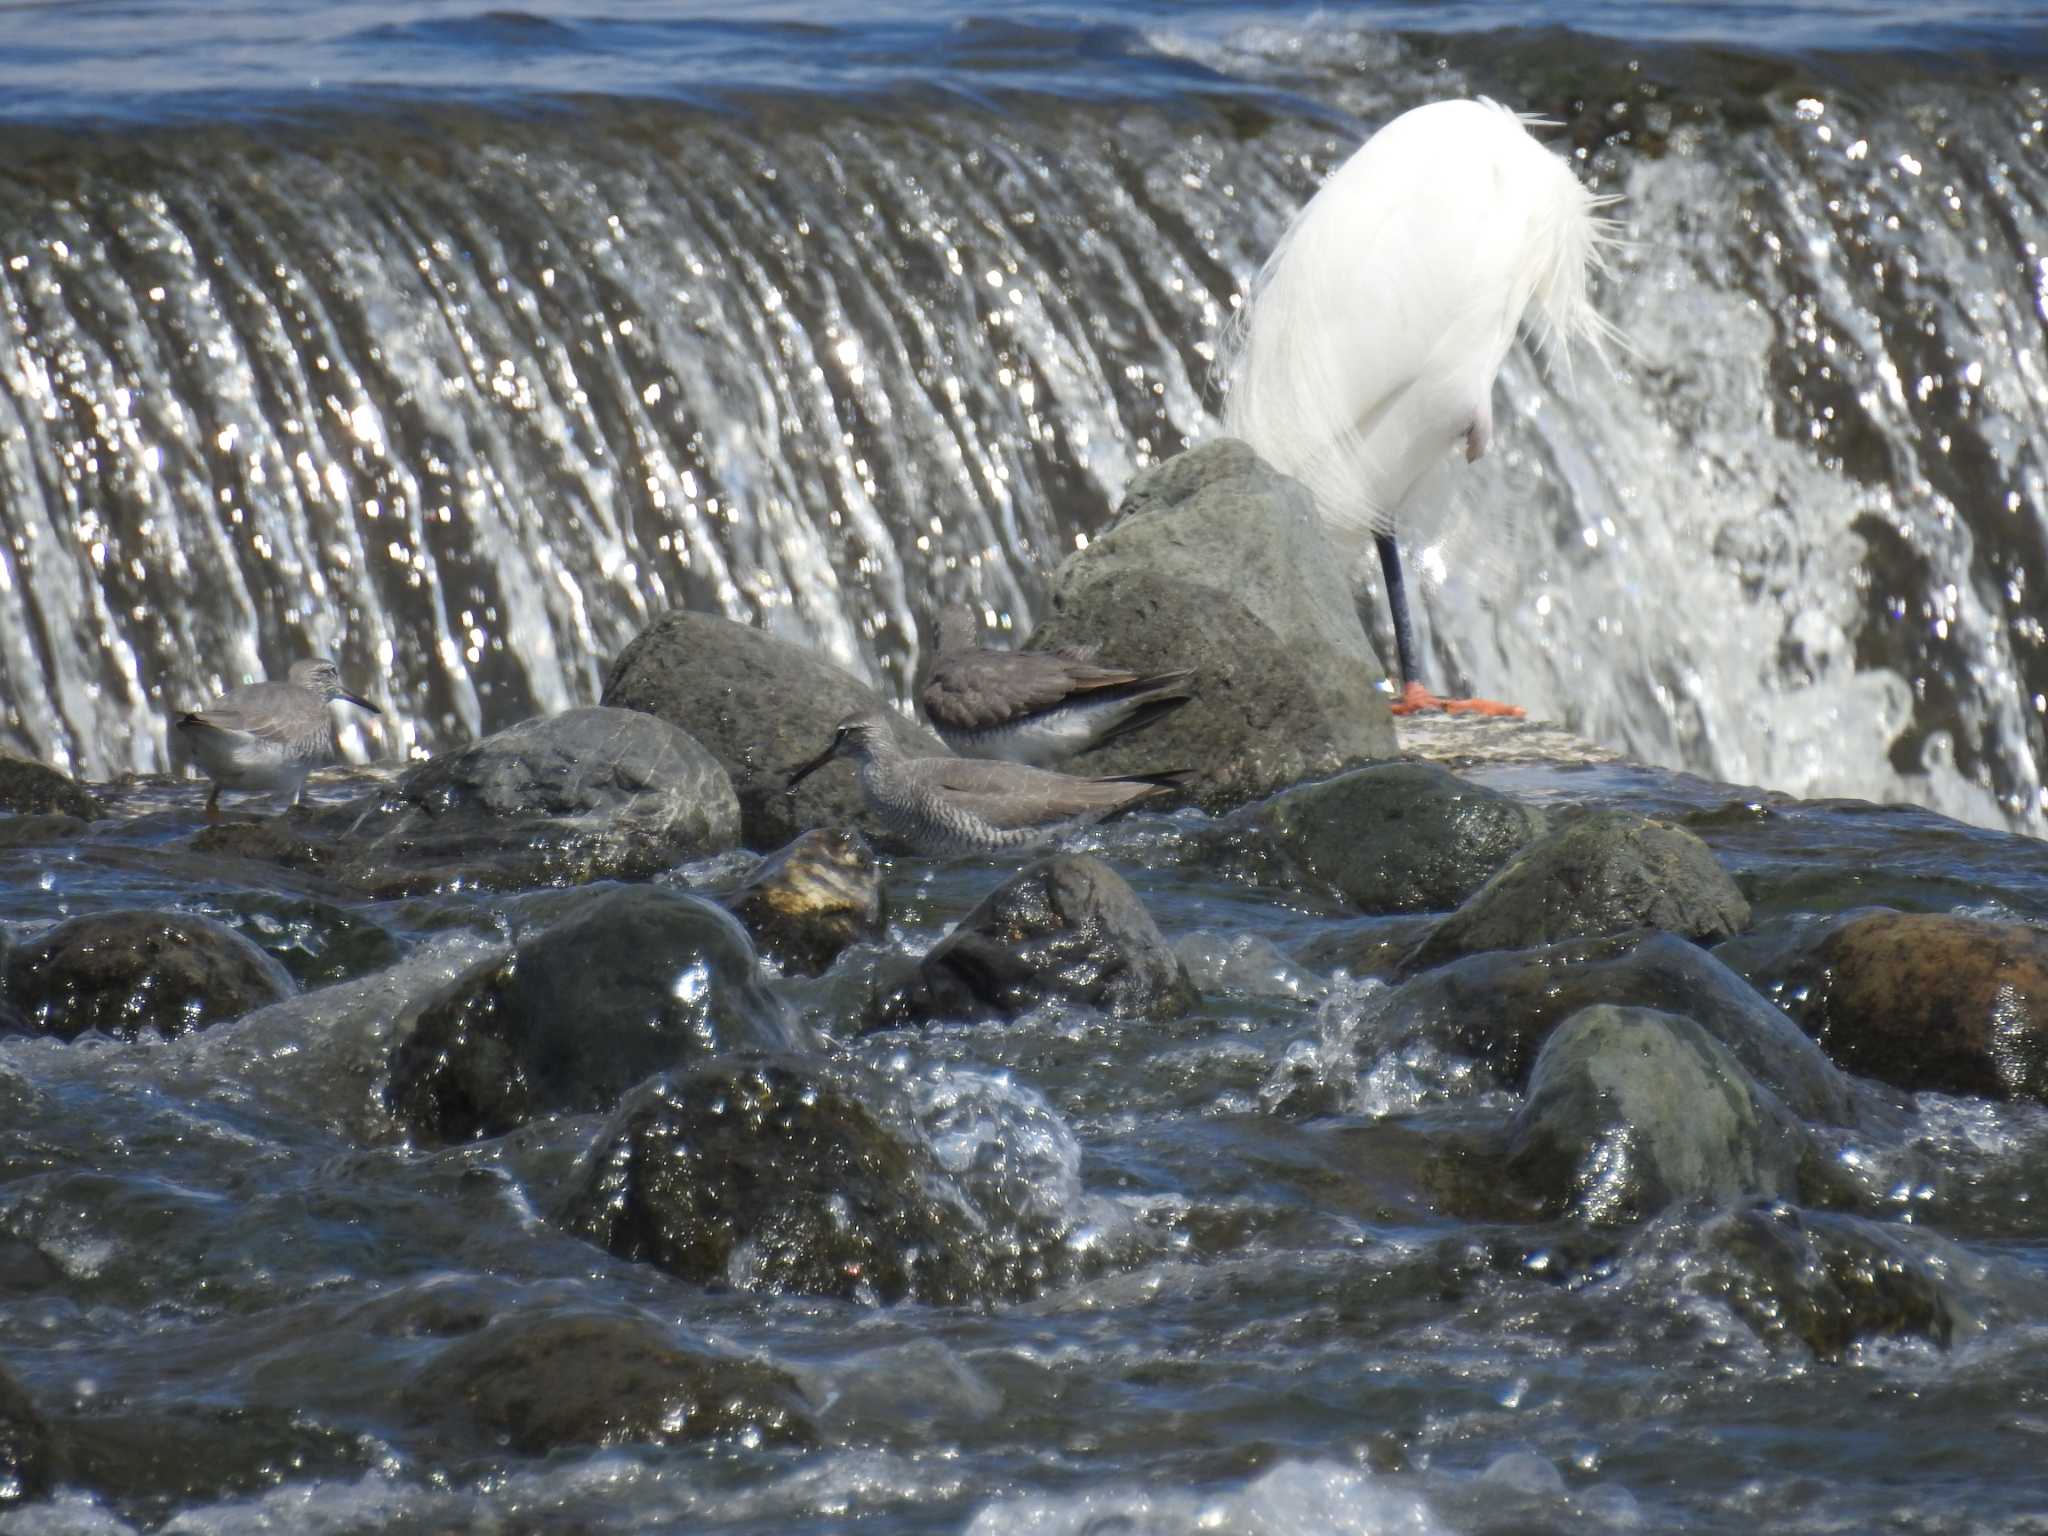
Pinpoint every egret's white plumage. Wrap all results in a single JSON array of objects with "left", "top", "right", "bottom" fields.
[{"left": 1222, "top": 97, "right": 1615, "bottom": 545}]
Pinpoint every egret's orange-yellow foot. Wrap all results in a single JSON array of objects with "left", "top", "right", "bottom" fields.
[{"left": 1388, "top": 681, "right": 1525, "bottom": 718}]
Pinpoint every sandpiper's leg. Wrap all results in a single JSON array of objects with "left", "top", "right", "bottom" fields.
[
  {"left": 204, "top": 783, "right": 222, "bottom": 823},
  {"left": 1373, "top": 532, "right": 1524, "bottom": 718}
]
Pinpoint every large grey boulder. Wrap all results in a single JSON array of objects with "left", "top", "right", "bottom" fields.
[
  {"left": 1252, "top": 761, "right": 1547, "bottom": 913},
  {"left": 1023, "top": 440, "right": 1395, "bottom": 813},
  {"left": 1507, "top": 1004, "right": 1812, "bottom": 1226},
  {"left": 872, "top": 854, "right": 1195, "bottom": 1027},
  {"left": 1402, "top": 810, "right": 1750, "bottom": 974},
  {"left": 602, "top": 611, "right": 946, "bottom": 849},
  {"left": 351, "top": 706, "right": 738, "bottom": 893},
  {"left": 387, "top": 885, "right": 801, "bottom": 1145}
]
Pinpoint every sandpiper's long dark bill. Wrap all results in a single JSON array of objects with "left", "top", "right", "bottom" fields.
[
  {"left": 788, "top": 708, "right": 1190, "bottom": 856},
  {"left": 174, "top": 656, "right": 381, "bottom": 820},
  {"left": 921, "top": 604, "right": 1193, "bottom": 767}
]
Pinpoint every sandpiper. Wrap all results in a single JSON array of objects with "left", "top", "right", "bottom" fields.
[
  {"left": 174, "top": 657, "right": 380, "bottom": 820},
  {"left": 787, "top": 709, "right": 1190, "bottom": 856},
  {"left": 921, "top": 605, "right": 1193, "bottom": 766}
]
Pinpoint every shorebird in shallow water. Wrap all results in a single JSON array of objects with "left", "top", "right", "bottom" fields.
[
  {"left": 787, "top": 708, "right": 1190, "bottom": 856},
  {"left": 921, "top": 605, "right": 1193, "bottom": 767},
  {"left": 175, "top": 657, "right": 380, "bottom": 820}
]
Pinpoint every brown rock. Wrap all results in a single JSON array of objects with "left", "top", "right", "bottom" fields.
[{"left": 1777, "top": 911, "right": 2048, "bottom": 1102}]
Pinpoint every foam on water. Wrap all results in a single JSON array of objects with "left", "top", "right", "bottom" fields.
[{"left": 965, "top": 1458, "right": 1447, "bottom": 1536}]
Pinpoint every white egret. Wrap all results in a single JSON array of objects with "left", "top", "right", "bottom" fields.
[{"left": 1221, "top": 96, "right": 1617, "bottom": 715}]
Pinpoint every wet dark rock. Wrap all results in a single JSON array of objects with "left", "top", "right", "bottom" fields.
[
  {"left": 341, "top": 706, "right": 739, "bottom": 895},
  {"left": 358, "top": 1281, "right": 495, "bottom": 1339},
  {"left": 721, "top": 827, "right": 885, "bottom": 976},
  {"left": 1402, "top": 810, "right": 1750, "bottom": 974},
  {"left": 560, "top": 1056, "right": 997, "bottom": 1305},
  {"left": 189, "top": 818, "right": 336, "bottom": 876},
  {"left": 1382, "top": 932, "right": 1864, "bottom": 1125},
  {"left": 0, "top": 751, "right": 99, "bottom": 820},
  {"left": 53, "top": 1405, "right": 367, "bottom": 1518},
  {"left": 212, "top": 895, "right": 404, "bottom": 989},
  {"left": 872, "top": 854, "right": 1195, "bottom": 1027},
  {"left": 1289, "top": 915, "right": 1444, "bottom": 982},
  {"left": 1507, "top": 1004, "right": 1812, "bottom": 1226},
  {"left": 601, "top": 610, "right": 946, "bottom": 849},
  {"left": 0, "top": 1236, "right": 62, "bottom": 1297},
  {"left": 402, "top": 1310, "right": 814, "bottom": 1454},
  {"left": 388, "top": 885, "right": 801, "bottom": 1145},
  {"left": 0, "top": 1364, "right": 51, "bottom": 1504},
  {"left": 1023, "top": 439, "right": 1395, "bottom": 814},
  {"left": 1740, "top": 909, "right": 2048, "bottom": 1103},
  {"left": 3, "top": 909, "right": 294, "bottom": 1041},
  {"left": 1252, "top": 761, "right": 1547, "bottom": 913},
  {"left": 0, "top": 814, "right": 92, "bottom": 849},
  {"left": 1694, "top": 1202, "right": 1971, "bottom": 1360}
]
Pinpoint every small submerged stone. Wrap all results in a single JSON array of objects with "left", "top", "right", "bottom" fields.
[
  {"left": 721, "top": 826, "right": 885, "bottom": 975},
  {"left": 1288, "top": 914, "right": 1441, "bottom": 982},
  {"left": 1745, "top": 909, "right": 2048, "bottom": 1103},
  {"left": 189, "top": 818, "right": 335, "bottom": 875},
  {"left": 559, "top": 1055, "right": 1002, "bottom": 1306},
  {"left": 871, "top": 853, "right": 1195, "bottom": 1027},
  {"left": 1506, "top": 1003, "right": 1812, "bottom": 1226},
  {"left": 401, "top": 1310, "right": 814, "bottom": 1454},
  {"left": 0, "top": 814, "right": 93, "bottom": 849},
  {"left": 3, "top": 908, "right": 294, "bottom": 1041},
  {"left": 1401, "top": 810, "right": 1750, "bottom": 974},
  {"left": 1694, "top": 1202, "right": 1974, "bottom": 1361},
  {"left": 388, "top": 885, "right": 801, "bottom": 1145},
  {"left": 1382, "top": 931, "right": 1864, "bottom": 1125},
  {"left": 1252, "top": 760, "right": 1547, "bottom": 913},
  {"left": 52, "top": 1402, "right": 371, "bottom": 1515},
  {"left": 0, "top": 1363, "right": 51, "bottom": 1506}
]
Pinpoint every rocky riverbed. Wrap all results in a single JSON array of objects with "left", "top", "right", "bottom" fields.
[{"left": 0, "top": 447, "right": 2045, "bottom": 1532}]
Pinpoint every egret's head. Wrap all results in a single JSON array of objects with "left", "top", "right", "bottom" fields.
[
  {"left": 288, "top": 657, "right": 380, "bottom": 714},
  {"left": 786, "top": 710, "right": 892, "bottom": 789}
]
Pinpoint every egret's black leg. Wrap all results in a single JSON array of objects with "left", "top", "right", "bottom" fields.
[
  {"left": 1374, "top": 531, "right": 1421, "bottom": 693},
  {"left": 1373, "top": 529, "right": 1525, "bottom": 718}
]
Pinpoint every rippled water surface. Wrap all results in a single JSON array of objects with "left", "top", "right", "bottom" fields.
[{"left": 1, "top": 760, "right": 2047, "bottom": 1534}]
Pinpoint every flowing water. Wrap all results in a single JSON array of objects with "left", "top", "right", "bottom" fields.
[
  {"left": 1, "top": 2, "right": 2048, "bottom": 1532},
  {"left": 2, "top": 0, "right": 2045, "bottom": 827}
]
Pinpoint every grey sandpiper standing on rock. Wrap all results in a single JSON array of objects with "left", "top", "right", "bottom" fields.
[
  {"left": 921, "top": 604, "right": 1193, "bottom": 767},
  {"left": 787, "top": 709, "right": 1190, "bottom": 856},
  {"left": 175, "top": 657, "right": 381, "bottom": 820}
]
